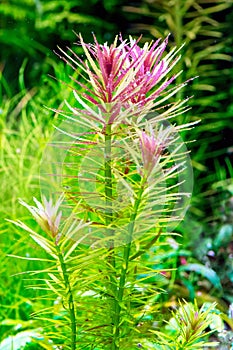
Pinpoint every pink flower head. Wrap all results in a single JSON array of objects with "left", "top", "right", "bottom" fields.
[
  {"left": 140, "top": 129, "right": 163, "bottom": 176},
  {"left": 58, "top": 34, "right": 183, "bottom": 124},
  {"left": 122, "top": 36, "right": 174, "bottom": 105},
  {"left": 19, "top": 196, "right": 63, "bottom": 238}
]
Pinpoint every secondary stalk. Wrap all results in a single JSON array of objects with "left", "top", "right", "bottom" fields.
[
  {"left": 112, "top": 179, "right": 146, "bottom": 349},
  {"left": 55, "top": 244, "right": 77, "bottom": 350}
]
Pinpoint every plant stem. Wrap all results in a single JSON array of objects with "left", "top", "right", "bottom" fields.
[
  {"left": 174, "top": 0, "right": 186, "bottom": 124},
  {"left": 112, "top": 180, "right": 146, "bottom": 349},
  {"left": 104, "top": 123, "right": 118, "bottom": 347},
  {"left": 104, "top": 123, "right": 115, "bottom": 265},
  {"left": 55, "top": 243, "right": 76, "bottom": 350},
  {"left": 105, "top": 123, "right": 113, "bottom": 230},
  {"left": 174, "top": 0, "right": 183, "bottom": 93}
]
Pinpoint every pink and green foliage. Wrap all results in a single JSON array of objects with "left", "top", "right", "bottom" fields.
[
  {"left": 57, "top": 33, "right": 192, "bottom": 124},
  {"left": 9, "top": 34, "right": 219, "bottom": 350}
]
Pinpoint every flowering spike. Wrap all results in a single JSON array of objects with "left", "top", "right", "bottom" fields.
[{"left": 60, "top": 33, "right": 187, "bottom": 125}]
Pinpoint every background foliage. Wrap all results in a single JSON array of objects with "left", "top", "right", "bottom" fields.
[{"left": 0, "top": 0, "right": 233, "bottom": 348}]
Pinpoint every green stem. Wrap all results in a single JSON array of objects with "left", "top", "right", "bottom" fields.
[
  {"left": 174, "top": 0, "right": 183, "bottom": 91},
  {"left": 104, "top": 123, "right": 115, "bottom": 264},
  {"left": 174, "top": 0, "right": 182, "bottom": 49},
  {"left": 105, "top": 123, "right": 113, "bottom": 229},
  {"left": 55, "top": 244, "right": 76, "bottom": 350},
  {"left": 112, "top": 179, "right": 146, "bottom": 349},
  {"left": 174, "top": 0, "right": 186, "bottom": 124},
  {"left": 104, "top": 123, "right": 118, "bottom": 347}
]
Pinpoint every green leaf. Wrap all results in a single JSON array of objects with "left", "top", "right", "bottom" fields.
[
  {"left": 214, "top": 224, "right": 233, "bottom": 249},
  {"left": 179, "top": 263, "right": 222, "bottom": 289}
]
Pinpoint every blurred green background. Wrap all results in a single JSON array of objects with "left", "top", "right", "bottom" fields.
[{"left": 0, "top": 0, "right": 233, "bottom": 347}]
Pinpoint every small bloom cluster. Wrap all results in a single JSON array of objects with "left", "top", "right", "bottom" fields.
[
  {"left": 139, "top": 128, "right": 163, "bottom": 176},
  {"left": 19, "top": 196, "right": 63, "bottom": 238}
]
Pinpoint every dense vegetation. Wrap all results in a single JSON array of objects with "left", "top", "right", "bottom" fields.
[{"left": 0, "top": 0, "right": 232, "bottom": 349}]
